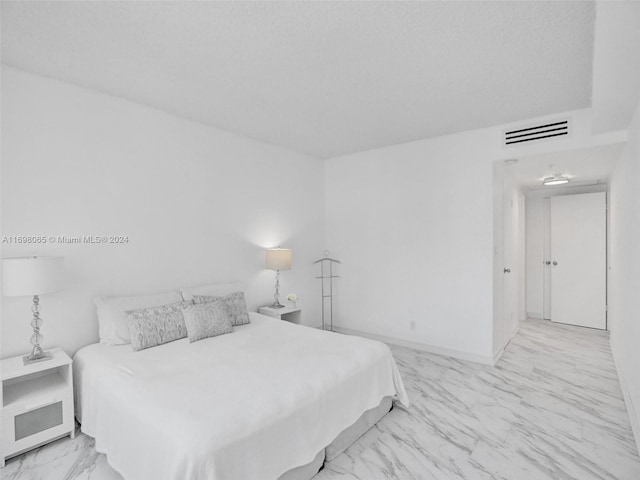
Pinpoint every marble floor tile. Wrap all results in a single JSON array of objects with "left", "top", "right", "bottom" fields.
[{"left": 3, "top": 318, "right": 639, "bottom": 479}]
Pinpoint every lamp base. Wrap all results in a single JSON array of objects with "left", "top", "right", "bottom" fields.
[
  {"left": 270, "top": 302, "right": 286, "bottom": 309},
  {"left": 23, "top": 351, "right": 52, "bottom": 365}
]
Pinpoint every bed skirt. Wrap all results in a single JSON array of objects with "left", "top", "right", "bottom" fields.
[{"left": 278, "top": 396, "right": 393, "bottom": 480}]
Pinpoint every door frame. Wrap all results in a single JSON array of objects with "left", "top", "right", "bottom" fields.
[{"left": 493, "top": 160, "right": 526, "bottom": 361}]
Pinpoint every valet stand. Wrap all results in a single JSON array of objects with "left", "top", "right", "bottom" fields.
[{"left": 314, "top": 253, "right": 341, "bottom": 332}]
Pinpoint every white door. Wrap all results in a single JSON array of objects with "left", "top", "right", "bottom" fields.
[
  {"left": 493, "top": 161, "right": 524, "bottom": 356},
  {"left": 543, "top": 198, "right": 551, "bottom": 320},
  {"left": 550, "top": 192, "right": 606, "bottom": 329},
  {"left": 502, "top": 175, "right": 516, "bottom": 341}
]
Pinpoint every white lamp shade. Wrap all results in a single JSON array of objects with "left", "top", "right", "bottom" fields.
[
  {"left": 2, "top": 256, "right": 64, "bottom": 297},
  {"left": 265, "top": 248, "right": 292, "bottom": 271}
]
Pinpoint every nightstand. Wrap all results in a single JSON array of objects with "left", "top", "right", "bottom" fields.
[
  {"left": 259, "top": 306, "right": 302, "bottom": 324},
  {"left": 1, "top": 348, "right": 75, "bottom": 467}
]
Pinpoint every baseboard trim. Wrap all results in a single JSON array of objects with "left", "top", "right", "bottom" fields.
[
  {"left": 527, "top": 312, "right": 543, "bottom": 320},
  {"left": 611, "top": 339, "right": 640, "bottom": 456},
  {"left": 333, "top": 326, "right": 495, "bottom": 366},
  {"left": 493, "top": 321, "right": 521, "bottom": 365}
]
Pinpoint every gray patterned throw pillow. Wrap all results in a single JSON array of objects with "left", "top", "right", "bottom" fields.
[
  {"left": 125, "top": 302, "right": 188, "bottom": 352},
  {"left": 181, "top": 300, "right": 234, "bottom": 343},
  {"left": 192, "top": 291, "right": 251, "bottom": 326}
]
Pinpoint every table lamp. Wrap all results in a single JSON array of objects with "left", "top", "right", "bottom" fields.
[
  {"left": 2, "top": 256, "right": 64, "bottom": 364},
  {"left": 265, "top": 248, "right": 292, "bottom": 309}
]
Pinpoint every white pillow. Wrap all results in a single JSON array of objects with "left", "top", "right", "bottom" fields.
[
  {"left": 179, "top": 281, "right": 245, "bottom": 302},
  {"left": 94, "top": 290, "right": 183, "bottom": 345}
]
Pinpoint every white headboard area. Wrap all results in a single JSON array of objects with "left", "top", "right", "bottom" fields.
[{"left": 1, "top": 67, "right": 325, "bottom": 358}]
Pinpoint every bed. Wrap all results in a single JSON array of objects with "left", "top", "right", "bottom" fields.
[{"left": 74, "top": 312, "right": 409, "bottom": 480}]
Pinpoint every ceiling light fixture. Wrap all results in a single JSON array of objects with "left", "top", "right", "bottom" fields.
[
  {"left": 542, "top": 174, "right": 570, "bottom": 186},
  {"left": 542, "top": 164, "right": 570, "bottom": 186}
]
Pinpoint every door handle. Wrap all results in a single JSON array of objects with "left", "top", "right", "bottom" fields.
[
  {"left": 504, "top": 268, "right": 511, "bottom": 273},
  {"left": 545, "top": 261, "right": 551, "bottom": 265},
  {"left": 553, "top": 261, "right": 558, "bottom": 266}
]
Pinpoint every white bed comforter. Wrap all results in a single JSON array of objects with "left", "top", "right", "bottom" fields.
[{"left": 74, "top": 313, "right": 408, "bottom": 480}]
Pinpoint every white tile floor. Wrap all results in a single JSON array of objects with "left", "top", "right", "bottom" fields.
[{"left": 4, "top": 318, "right": 640, "bottom": 479}]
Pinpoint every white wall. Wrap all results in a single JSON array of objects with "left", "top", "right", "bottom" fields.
[
  {"left": 325, "top": 108, "right": 617, "bottom": 364},
  {"left": 325, "top": 128, "right": 496, "bottom": 362},
  {"left": 609, "top": 98, "right": 640, "bottom": 452},
  {"left": 1, "top": 67, "right": 325, "bottom": 358}
]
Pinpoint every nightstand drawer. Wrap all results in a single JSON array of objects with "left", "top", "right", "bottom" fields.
[
  {"left": 3, "top": 417, "right": 73, "bottom": 459},
  {"left": 2, "top": 394, "right": 74, "bottom": 455},
  {"left": 1, "top": 348, "right": 75, "bottom": 466},
  {"left": 15, "top": 401, "right": 63, "bottom": 441}
]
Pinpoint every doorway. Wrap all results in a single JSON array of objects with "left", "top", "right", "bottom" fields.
[
  {"left": 493, "top": 143, "right": 623, "bottom": 358},
  {"left": 516, "top": 144, "right": 623, "bottom": 331},
  {"left": 545, "top": 192, "right": 607, "bottom": 329},
  {"left": 492, "top": 160, "right": 526, "bottom": 360}
]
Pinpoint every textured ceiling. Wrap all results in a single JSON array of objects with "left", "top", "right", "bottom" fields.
[
  {"left": 1, "top": 1, "right": 596, "bottom": 158},
  {"left": 511, "top": 143, "right": 624, "bottom": 190}
]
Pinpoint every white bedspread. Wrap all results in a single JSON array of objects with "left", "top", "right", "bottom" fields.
[{"left": 74, "top": 313, "right": 408, "bottom": 480}]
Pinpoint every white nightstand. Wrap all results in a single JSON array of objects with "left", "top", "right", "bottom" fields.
[
  {"left": 259, "top": 306, "right": 302, "bottom": 324},
  {"left": 1, "top": 348, "right": 75, "bottom": 467}
]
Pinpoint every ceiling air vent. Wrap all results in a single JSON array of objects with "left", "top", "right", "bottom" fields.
[{"left": 504, "top": 119, "right": 570, "bottom": 146}]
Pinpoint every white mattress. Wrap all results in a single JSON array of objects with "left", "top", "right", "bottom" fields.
[{"left": 74, "top": 313, "right": 409, "bottom": 480}]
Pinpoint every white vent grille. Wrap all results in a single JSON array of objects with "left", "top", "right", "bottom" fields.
[{"left": 504, "top": 119, "right": 570, "bottom": 146}]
